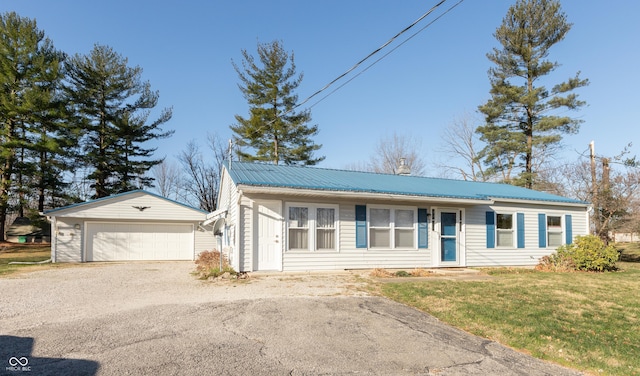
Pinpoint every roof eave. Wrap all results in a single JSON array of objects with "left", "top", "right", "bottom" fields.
[
  {"left": 237, "top": 185, "right": 492, "bottom": 205},
  {"left": 490, "top": 197, "right": 590, "bottom": 208}
]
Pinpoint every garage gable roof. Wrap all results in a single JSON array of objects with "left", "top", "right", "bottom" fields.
[
  {"left": 225, "top": 161, "right": 587, "bottom": 205},
  {"left": 45, "top": 190, "right": 207, "bottom": 219}
]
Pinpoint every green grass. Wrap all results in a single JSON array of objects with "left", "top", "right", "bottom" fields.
[
  {"left": 0, "top": 244, "right": 51, "bottom": 276},
  {"left": 379, "top": 243, "right": 640, "bottom": 376}
]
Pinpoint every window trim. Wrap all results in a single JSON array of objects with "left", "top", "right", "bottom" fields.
[
  {"left": 285, "top": 203, "right": 339, "bottom": 252},
  {"left": 546, "top": 214, "right": 564, "bottom": 248},
  {"left": 495, "top": 213, "right": 515, "bottom": 248},
  {"left": 367, "top": 205, "right": 418, "bottom": 250}
]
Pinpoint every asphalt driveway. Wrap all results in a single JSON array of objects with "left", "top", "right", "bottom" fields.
[{"left": 0, "top": 262, "right": 582, "bottom": 375}]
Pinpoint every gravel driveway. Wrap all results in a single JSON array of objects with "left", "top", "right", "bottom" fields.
[{"left": 1, "top": 262, "right": 581, "bottom": 375}]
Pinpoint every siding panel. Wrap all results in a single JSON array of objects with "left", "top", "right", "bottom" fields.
[
  {"left": 466, "top": 204, "right": 589, "bottom": 267},
  {"left": 53, "top": 218, "right": 83, "bottom": 262},
  {"left": 283, "top": 250, "right": 431, "bottom": 271}
]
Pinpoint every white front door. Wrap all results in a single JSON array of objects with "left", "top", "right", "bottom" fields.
[{"left": 256, "top": 200, "right": 283, "bottom": 271}]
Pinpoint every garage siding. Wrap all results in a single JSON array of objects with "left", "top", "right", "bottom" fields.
[
  {"left": 53, "top": 217, "right": 84, "bottom": 262},
  {"left": 47, "top": 191, "right": 214, "bottom": 263}
]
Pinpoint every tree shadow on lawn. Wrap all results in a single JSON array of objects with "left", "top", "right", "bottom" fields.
[
  {"left": 0, "top": 335, "right": 99, "bottom": 375},
  {"left": 619, "top": 251, "right": 640, "bottom": 262}
]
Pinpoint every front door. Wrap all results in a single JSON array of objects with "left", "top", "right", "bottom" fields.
[
  {"left": 257, "top": 200, "right": 283, "bottom": 271},
  {"left": 440, "top": 212, "right": 457, "bottom": 263}
]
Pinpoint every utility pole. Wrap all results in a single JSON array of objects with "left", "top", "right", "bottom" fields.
[{"left": 590, "top": 141, "right": 599, "bottom": 237}]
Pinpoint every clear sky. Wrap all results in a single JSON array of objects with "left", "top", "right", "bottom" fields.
[{"left": 4, "top": 0, "right": 639, "bottom": 175}]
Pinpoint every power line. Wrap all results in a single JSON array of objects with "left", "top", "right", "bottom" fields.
[
  {"left": 305, "top": 0, "right": 465, "bottom": 110},
  {"left": 236, "top": 0, "right": 463, "bottom": 134},
  {"left": 296, "top": 0, "right": 450, "bottom": 109}
]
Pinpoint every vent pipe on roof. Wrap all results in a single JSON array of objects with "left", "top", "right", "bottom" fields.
[{"left": 397, "top": 158, "right": 411, "bottom": 176}]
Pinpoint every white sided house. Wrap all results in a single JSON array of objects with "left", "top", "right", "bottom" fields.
[
  {"left": 46, "top": 190, "right": 215, "bottom": 262},
  {"left": 210, "top": 161, "right": 590, "bottom": 272}
]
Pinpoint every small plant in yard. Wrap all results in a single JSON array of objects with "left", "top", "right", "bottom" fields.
[
  {"left": 410, "top": 268, "right": 433, "bottom": 277},
  {"left": 536, "top": 235, "right": 619, "bottom": 272},
  {"left": 370, "top": 268, "right": 433, "bottom": 278},
  {"left": 370, "top": 268, "right": 394, "bottom": 278},
  {"left": 194, "top": 249, "right": 237, "bottom": 280}
]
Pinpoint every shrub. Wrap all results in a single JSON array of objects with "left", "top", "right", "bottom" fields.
[
  {"left": 194, "top": 250, "right": 237, "bottom": 279},
  {"left": 536, "top": 235, "right": 619, "bottom": 272},
  {"left": 394, "top": 270, "right": 411, "bottom": 277}
]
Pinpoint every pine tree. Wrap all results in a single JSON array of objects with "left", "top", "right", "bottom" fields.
[
  {"left": 477, "top": 0, "right": 588, "bottom": 189},
  {"left": 64, "top": 44, "right": 173, "bottom": 198},
  {"left": 0, "top": 12, "right": 66, "bottom": 239},
  {"left": 112, "top": 107, "right": 173, "bottom": 193},
  {"left": 230, "top": 40, "right": 323, "bottom": 165}
]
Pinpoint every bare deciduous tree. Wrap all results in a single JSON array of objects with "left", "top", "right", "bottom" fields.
[
  {"left": 371, "top": 132, "right": 425, "bottom": 175},
  {"left": 178, "top": 133, "right": 227, "bottom": 212},
  {"left": 437, "top": 114, "right": 489, "bottom": 181},
  {"left": 345, "top": 132, "right": 426, "bottom": 175},
  {"left": 150, "top": 159, "right": 184, "bottom": 201}
]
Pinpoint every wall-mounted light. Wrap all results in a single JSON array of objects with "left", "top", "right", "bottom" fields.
[{"left": 74, "top": 224, "right": 81, "bottom": 230}]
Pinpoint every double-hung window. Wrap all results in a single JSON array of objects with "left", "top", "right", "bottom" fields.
[
  {"left": 316, "top": 208, "right": 336, "bottom": 250},
  {"left": 369, "top": 207, "right": 416, "bottom": 249},
  {"left": 288, "top": 207, "right": 309, "bottom": 250},
  {"left": 496, "top": 213, "right": 514, "bottom": 247},
  {"left": 369, "top": 208, "right": 391, "bottom": 248},
  {"left": 287, "top": 204, "right": 337, "bottom": 251},
  {"left": 547, "top": 215, "right": 563, "bottom": 247},
  {"left": 394, "top": 209, "right": 415, "bottom": 248}
]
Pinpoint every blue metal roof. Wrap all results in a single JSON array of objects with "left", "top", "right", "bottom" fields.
[{"left": 225, "top": 161, "right": 587, "bottom": 205}]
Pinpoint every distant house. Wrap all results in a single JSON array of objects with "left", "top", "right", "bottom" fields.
[
  {"left": 45, "top": 190, "right": 215, "bottom": 262},
  {"left": 207, "top": 161, "right": 590, "bottom": 272}
]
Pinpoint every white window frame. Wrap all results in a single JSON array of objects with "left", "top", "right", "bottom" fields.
[
  {"left": 496, "top": 213, "right": 514, "bottom": 247},
  {"left": 368, "top": 205, "right": 417, "bottom": 250},
  {"left": 547, "top": 215, "right": 563, "bottom": 248},
  {"left": 285, "top": 203, "right": 339, "bottom": 252}
]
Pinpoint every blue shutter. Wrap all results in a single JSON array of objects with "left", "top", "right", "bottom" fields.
[
  {"left": 418, "top": 208, "right": 428, "bottom": 249},
  {"left": 538, "top": 214, "right": 547, "bottom": 248},
  {"left": 565, "top": 214, "right": 573, "bottom": 245},
  {"left": 486, "top": 211, "right": 495, "bottom": 248},
  {"left": 355, "top": 205, "right": 367, "bottom": 248},
  {"left": 517, "top": 213, "right": 525, "bottom": 249}
]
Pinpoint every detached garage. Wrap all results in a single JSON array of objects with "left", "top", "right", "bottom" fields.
[{"left": 45, "top": 190, "right": 215, "bottom": 262}]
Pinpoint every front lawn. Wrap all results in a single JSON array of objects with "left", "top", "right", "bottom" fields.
[
  {"left": 0, "top": 243, "right": 51, "bottom": 276},
  {"left": 379, "top": 243, "right": 640, "bottom": 376}
]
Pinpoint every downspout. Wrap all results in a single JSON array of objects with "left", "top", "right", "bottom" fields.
[{"left": 50, "top": 216, "right": 57, "bottom": 263}]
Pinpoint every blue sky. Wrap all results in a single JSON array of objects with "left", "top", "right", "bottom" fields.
[{"left": 5, "top": 0, "right": 639, "bottom": 175}]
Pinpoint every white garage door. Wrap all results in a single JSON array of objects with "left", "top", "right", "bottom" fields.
[{"left": 86, "top": 222, "right": 194, "bottom": 261}]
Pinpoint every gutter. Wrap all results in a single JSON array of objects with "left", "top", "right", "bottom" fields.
[{"left": 236, "top": 185, "right": 490, "bottom": 205}]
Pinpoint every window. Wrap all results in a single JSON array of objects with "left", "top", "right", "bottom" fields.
[
  {"left": 369, "top": 208, "right": 391, "bottom": 248},
  {"left": 496, "top": 213, "right": 513, "bottom": 247},
  {"left": 369, "top": 207, "right": 416, "bottom": 249},
  {"left": 394, "top": 209, "right": 415, "bottom": 248},
  {"left": 286, "top": 204, "right": 337, "bottom": 251},
  {"left": 316, "top": 208, "right": 335, "bottom": 250},
  {"left": 547, "top": 215, "right": 562, "bottom": 247},
  {"left": 288, "top": 207, "right": 308, "bottom": 250}
]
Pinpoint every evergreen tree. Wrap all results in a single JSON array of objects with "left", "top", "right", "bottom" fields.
[
  {"left": 112, "top": 107, "right": 173, "bottom": 193},
  {"left": 64, "top": 44, "right": 173, "bottom": 198},
  {"left": 477, "top": 0, "right": 588, "bottom": 189},
  {"left": 0, "top": 12, "right": 66, "bottom": 239},
  {"left": 230, "top": 40, "right": 323, "bottom": 165}
]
